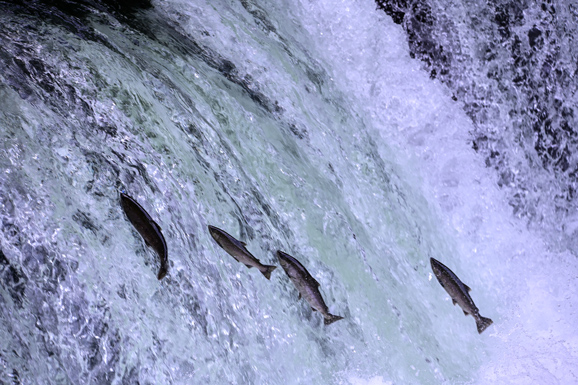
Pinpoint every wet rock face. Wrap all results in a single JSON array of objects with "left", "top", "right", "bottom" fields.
[
  {"left": 376, "top": 0, "right": 578, "bottom": 225},
  {"left": 375, "top": 0, "right": 451, "bottom": 80}
]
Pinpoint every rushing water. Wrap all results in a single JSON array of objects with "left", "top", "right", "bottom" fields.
[{"left": 0, "top": 0, "right": 576, "bottom": 384}]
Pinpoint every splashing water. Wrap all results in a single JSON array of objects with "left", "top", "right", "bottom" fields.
[{"left": 0, "top": 0, "right": 576, "bottom": 384}]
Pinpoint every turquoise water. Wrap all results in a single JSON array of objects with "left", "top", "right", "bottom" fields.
[{"left": 0, "top": 0, "right": 576, "bottom": 384}]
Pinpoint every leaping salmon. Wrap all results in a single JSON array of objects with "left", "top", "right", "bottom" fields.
[
  {"left": 430, "top": 257, "right": 493, "bottom": 334},
  {"left": 120, "top": 192, "right": 168, "bottom": 280},
  {"left": 277, "top": 250, "right": 343, "bottom": 325},
  {"left": 208, "top": 225, "right": 276, "bottom": 280}
]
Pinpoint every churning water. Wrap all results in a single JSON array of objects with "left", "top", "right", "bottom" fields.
[{"left": 0, "top": 0, "right": 576, "bottom": 384}]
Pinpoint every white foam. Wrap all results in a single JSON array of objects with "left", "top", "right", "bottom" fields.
[
  {"left": 348, "top": 375, "right": 393, "bottom": 385},
  {"left": 275, "top": 0, "right": 578, "bottom": 383}
]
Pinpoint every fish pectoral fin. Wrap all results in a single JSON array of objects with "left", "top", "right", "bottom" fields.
[
  {"left": 463, "top": 310, "right": 469, "bottom": 316},
  {"left": 311, "top": 307, "right": 316, "bottom": 312},
  {"left": 464, "top": 284, "right": 472, "bottom": 292},
  {"left": 240, "top": 241, "right": 247, "bottom": 246},
  {"left": 244, "top": 264, "right": 253, "bottom": 269},
  {"left": 298, "top": 293, "right": 302, "bottom": 300},
  {"left": 152, "top": 221, "right": 162, "bottom": 231},
  {"left": 452, "top": 299, "right": 458, "bottom": 305}
]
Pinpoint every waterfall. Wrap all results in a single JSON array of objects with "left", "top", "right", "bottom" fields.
[{"left": 0, "top": 0, "right": 576, "bottom": 383}]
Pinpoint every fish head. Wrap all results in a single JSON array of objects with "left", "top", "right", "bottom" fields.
[
  {"left": 119, "top": 192, "right": 131, "bottom": 206},
  {"left": 208, "top": 225, "right": 223, "bottom": 243},
  {"left": 276, "top": 250, "right": 292, "bottom": 271},
  {"left": 430, "top": 257, "right": 443, "bottom": 277}
]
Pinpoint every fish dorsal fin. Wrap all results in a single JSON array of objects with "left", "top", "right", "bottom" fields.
[
  {"left": 464, "top": 284, "right": 472, "bottom": 293},
  {"left": 240, "top": 241, "right": 247, "bottom": 247},
  {"left": 452, "top": 298, "right": 457, "bottom": 305}
]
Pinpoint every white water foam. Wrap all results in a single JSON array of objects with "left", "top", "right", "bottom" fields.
[{"left": 272, "top": 0, "right": 578, "bottom": 384}]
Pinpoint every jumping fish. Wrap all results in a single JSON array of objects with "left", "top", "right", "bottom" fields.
[
  {"left": 120, "top": 192, "right": 168, "bottom": 280},
  {"left": 430, "top": 257, "right": 493, "bottom": 334},
  {"left": 208, "top": 225, "right": 276, "bottom": 280},
  {"left": 277, "top": 250, "right": 343, "bottom": 325}
]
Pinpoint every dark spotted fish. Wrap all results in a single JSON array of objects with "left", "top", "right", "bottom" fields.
[
  {"left": 120, "top": 192, "right": 168, "bottom": 280},
  {"left": 430, "top": 257, "right": 493, "bottom": 334},
  {"left": 208, "top": 225, "right": 276, "bottom": 280},
  {"left": 277, "top": 250, "right": 343, "bottom": 325}
]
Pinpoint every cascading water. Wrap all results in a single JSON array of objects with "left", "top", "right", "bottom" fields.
[
  {"left": 376, "top": 0, "right": 578, "bottom": 246},
  {"left": 0, "top": 0, "right": 576, "bottom": 384}
]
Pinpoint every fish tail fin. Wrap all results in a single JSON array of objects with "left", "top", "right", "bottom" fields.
[
  {"left": 157, "top": 265, "right": 168, "bottom": 280},
  {"left": 260, "top": 264, "right": 277, "bottom": 280},
  {"left": 475, "top": 315, "right": 493, "bottom": 334},
  {"left": 324, "top": 314, "right": 344, "bottom": 326}
]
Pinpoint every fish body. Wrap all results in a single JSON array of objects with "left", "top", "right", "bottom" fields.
[
  {"left": 208, "top": 225, "right": 276, "bottom": 280},
  {"left": 120, "top": 193, "right": 168, "bottom": 280},
  {"left": 277, "top": 250, "right": 343, "bottom": 325},
  {"left": 430, "top": 257, "right": 493, "bottom": 334}
]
